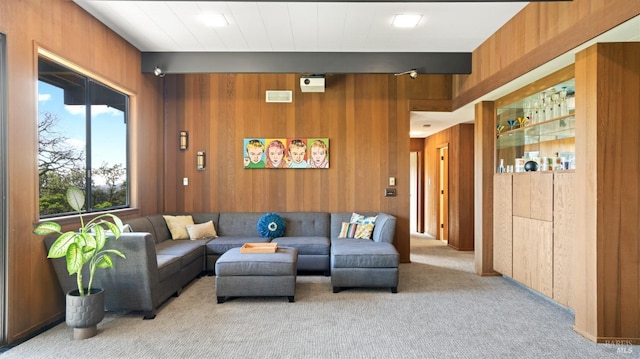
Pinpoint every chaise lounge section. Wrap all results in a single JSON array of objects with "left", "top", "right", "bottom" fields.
[{"left": 330, "top": 212, "right": 399, "bottom": 293}]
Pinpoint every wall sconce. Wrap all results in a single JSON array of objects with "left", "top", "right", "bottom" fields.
[
  {"left": 196, "top": 151, "right": 206, "bottom": 170},
  {"left": 179, "top": 131, "right": 188, "bottom": 150}
]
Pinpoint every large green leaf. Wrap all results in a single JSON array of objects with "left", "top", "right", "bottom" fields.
[
  {"left": 79, "top": 233, "right": 97, "bottom": 263},
  {"left": 92, "top": 225, "right": 107, "bottom": 251},
  {"left": 95, "top": 254, "right": 114, "bottom": 269},
  {"left": 47, "top": 232, "right": 79, "bottom": 258},
  {"left": 66, "top": 186, "right": 85, "bottom": 212},
  {"left": 101, "top": 221, "right": 121, "bottom": 239},
  {"left": 66, "top": 242, "right": 83, "bottom": 275},
  {"left": 33, "top": 222, "right": 61, "bottom": 236},
  {"left": 102, "top": 248, "right": 126, "bottom": 259}
]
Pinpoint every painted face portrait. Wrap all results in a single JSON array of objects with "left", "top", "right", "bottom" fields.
[
  {"left": 269, "top": 147, "right": 284, "bottom": 166},
  {"left": 248, "top": 148, "right": 263, "bottom": 164},
  {"left": 289, "top": 147, "right": 305, "bottom": 163},
  {"left": 311, "top": 147, "right": 326, "bottom": 166}
]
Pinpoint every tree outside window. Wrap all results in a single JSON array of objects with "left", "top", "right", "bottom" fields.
[{"left": 37, "top": 57, "right": 129, "bottom": 217}]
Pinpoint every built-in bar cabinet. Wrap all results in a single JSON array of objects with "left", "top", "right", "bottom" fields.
[{"left": 492, "top": 66, "right": 576, "bottom": 308}]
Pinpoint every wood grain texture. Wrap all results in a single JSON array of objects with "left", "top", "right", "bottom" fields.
[
  {"left": 553, "top": 171, "right": 575, "bottom": 309},
  {"left": 451, "top": 0, "right": 640, "bottom": 111},
  {"left": 163, "top": 73, "right": 411, "bottom": 261},
  {"left": 529, "top": 172, "right": 553, "bottom": 222},
  {"left": 574, "top": 42, "right": 640, "bottom": 343},
  {"left": 512, "top": 173, "right": 531, "bottom": 218},
  {"left": 493, "top": 174, "right": 513, "bottom": 277},
  {"left": 2, "top": 0, "right": 164, "bottom": 344},
  {"left": 422, "top": 124, "right": 474, "bottom": 250},
  {"left": 512, "top": 216, "right": 553, "bottom": 298},
  {"left": 474, "top": 101, "right": 498, "bottom": 275}
]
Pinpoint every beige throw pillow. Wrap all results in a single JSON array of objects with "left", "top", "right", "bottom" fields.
[
  {"left": 186, "top": 221, "right": 218, "bottom": 240},
  {"left": 163, "top": 215, "right": 194, "bottom": 240}
]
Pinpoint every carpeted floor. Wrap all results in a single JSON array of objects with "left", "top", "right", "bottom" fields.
[{"left": 1, "top": 235, "right": 637, "bottom": 358}]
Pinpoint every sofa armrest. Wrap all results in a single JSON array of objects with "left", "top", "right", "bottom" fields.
[
  {"left": 45, "top": 233, "right": 161, "bottom": 314},
  {"left": 372, "top": 213, "right": 397, "bottom": 244},
  {"left": 94, "top": 233, "right": 161, "bottom": 313}
]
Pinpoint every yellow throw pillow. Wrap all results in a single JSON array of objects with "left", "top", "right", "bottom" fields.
[
  {"left": 163, "top": 215, "right": 194, "bottom": 240},
  {"left": 186, "top": 221, "right": 218, "bottom": 240},
  {"left": 354, "top": 223, "right": 374, "bottom": 240}
]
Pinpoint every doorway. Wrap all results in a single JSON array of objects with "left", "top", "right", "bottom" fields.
[{"left": 438, "top": 146, "right": 449, "bottom": 243}]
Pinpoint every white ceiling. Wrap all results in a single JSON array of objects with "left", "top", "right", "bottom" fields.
[
  {"left": 71, "top": 1, "right": 639, "bottom": 138},
  {"left": 72, "top": 1, "right": 528, "bottom": 53}
]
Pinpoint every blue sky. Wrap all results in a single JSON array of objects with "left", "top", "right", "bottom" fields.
[{"left": 38, "top": 81, "right": 127, "bottom": 184}]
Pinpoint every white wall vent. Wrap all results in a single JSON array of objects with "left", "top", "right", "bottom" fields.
[{"left": 266, "top": 90, "right": 293, "bottom": 103}]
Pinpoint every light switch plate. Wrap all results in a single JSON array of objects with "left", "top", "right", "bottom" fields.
[
  {"left": 183, "top": 177, "right": 189, "bottom": 186},
  {"left": 389, "top": 177, "right": 396, "bottom": 186}
]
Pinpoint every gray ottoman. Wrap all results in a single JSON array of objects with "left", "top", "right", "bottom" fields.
[{"left": 215, "top": 246, "right": 298, "bottom": 303}]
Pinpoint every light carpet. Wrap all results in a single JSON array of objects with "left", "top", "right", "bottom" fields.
[{"left": 2, "top": 236, "right": 637, "bottom": 358}]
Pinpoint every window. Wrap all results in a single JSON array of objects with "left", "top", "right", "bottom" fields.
[{"left": 37, "top": 57, "right": 129, "bottom": 217}]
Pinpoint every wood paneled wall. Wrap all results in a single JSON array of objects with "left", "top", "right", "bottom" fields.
[
  {"left": 574, "top": 42, "right": 640, "bottom": 344},
  {"left": 1, "top": 0, "right": 163, "bottom": 343},
  {"left": 452, "top": 0, "right": 640, "bottom": 111},
  {"left": 163, "top": 73, "right": 412, "bottom": 260},
  {"left": 422, "top": 124, "right": 474, "bottom": 250}
]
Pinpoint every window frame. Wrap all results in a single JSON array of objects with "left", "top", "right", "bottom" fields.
[{"left": 37, "top": 50, "right": 131, "bottom": 219}]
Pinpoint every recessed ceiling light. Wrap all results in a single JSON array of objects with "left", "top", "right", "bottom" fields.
[
  {"left": 392, "top": 14, "right": 422, "bottom": 28},
  {"left": 197, "top": 13, "right": 228, "bottom": 27}
]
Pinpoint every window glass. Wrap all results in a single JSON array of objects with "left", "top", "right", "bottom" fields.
[{"left": 37, "top": 57, "right": 128, "bottom": 217}]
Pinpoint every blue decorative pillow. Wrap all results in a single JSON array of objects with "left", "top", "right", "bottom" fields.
[{"left": 257, "top": 213, "right": 286, "bottom": 239}]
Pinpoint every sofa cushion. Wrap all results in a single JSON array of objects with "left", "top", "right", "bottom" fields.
[
  {"left": 206, "top": 237, "right": 269, "bottom": 255},
  {"left": 125, "top": 217, "right": 157, "bottom": 239},
  {"left": 146, "top": 214, "right": 174, "bottom": 243},
  {"left": 331, "top": 239, "right": 399, "bottom": 268},
  {"left": 186, "top": 220, "right": 218, "bottom": 240},
  {"left": 156, "top": 254, "right": 182, "bottom": 282},
  {"left": 350, "top": 212, "right": 378, "bottom": 225},
  {"left": 191, "top": 212, "right": 220, "bottom": 226},
  {"left": 156, "top": 240, "right": 206, "bottom": 268},
  {"left": 215, "top": 247, "right": 298, "bottom": 276},
  {"left": 280, "top": 212, "right": 330, "bottom": 237},
  {"left": 163, "top": 215, "right": 195, "bottom": 240},
  {"left": 338, "top": 222, "right": 374, "bottom": 239},
  {"left": 271, "top": 236, "right": 330, "bottom": 255},
  {"left": 217, "top": 213, "right": 265, "bottom": 236}
]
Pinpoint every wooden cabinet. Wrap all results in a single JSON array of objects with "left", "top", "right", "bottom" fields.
[
  {"left": 492, "top": 66, "right": 577, "bottom": 308},
  {"left": 512, "top": 216, "right": 553, "bottom": 297},
  {"left": 493, "top": 174, "right": 512, "bottom": 277},
  {"left": 493, "top": 171, "right": 575, "bottom": 306},
  {"left": 553, "top": 172, "right": 575, "bottom": 308},
  {"left": 512, "top": 172, "right": 554, "bottom": 297}
]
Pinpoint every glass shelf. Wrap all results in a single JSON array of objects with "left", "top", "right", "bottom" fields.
[
  {"left": 496, "top": 114, "right": 575, "bottom": 149},
  {"left": 495, "top": 76, "right": 576, "bottom": 172}
]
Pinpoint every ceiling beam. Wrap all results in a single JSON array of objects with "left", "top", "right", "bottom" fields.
[{"left": 142, "top": 52, "right": 471, "bottom": 75}]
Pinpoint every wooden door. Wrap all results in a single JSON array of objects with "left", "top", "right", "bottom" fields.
[{"left": 439, "top": 146, "right": 449, "bottom": 242}]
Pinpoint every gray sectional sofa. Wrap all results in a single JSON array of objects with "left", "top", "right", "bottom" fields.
[{"left": 45, "top": 211, "right": 397, "bottom": 319}]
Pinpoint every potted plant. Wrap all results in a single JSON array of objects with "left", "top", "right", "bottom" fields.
[{"left": 33, "top": 186, "right": 126, "bottom": 339}]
